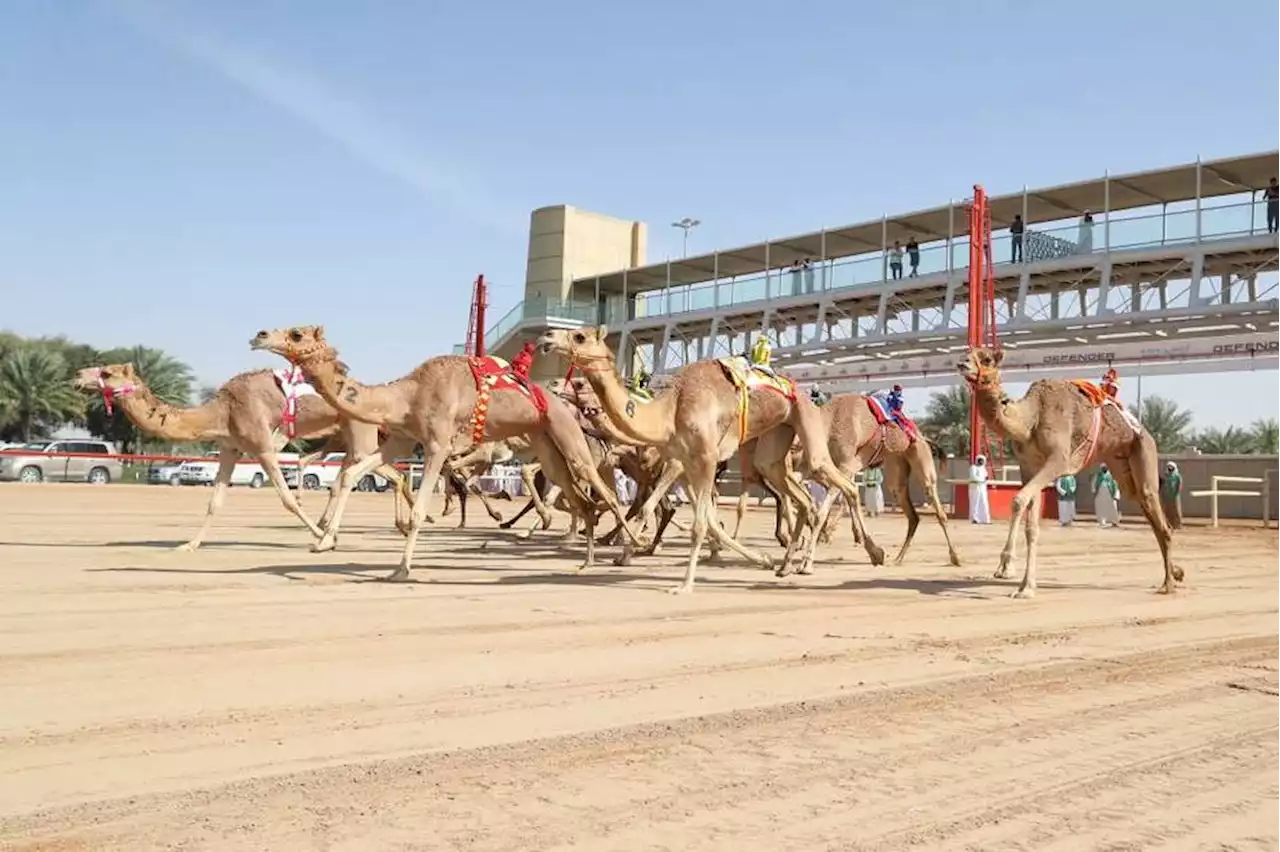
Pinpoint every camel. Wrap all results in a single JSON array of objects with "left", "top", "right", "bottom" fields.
[
  {"left": 250, "top": 326, "right": 641, "bottom": 580},
  {"left": 790, "top": 394, "right": 962, "bottom": 567},
  {"left": 73, "top": 364, "right": 416, "bottom": 550},
  {"left": 440, "top": 440, "right": 521, "bottom": 527},
  {"left": 957, "top": 346, "right": 1182, "bottom": 598},
  {"left": 539, "top": 326, "right": 871, "bottom": 594}
]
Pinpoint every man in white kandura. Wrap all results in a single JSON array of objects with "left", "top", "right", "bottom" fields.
[{"left": 968, "top": 454, "right": 991, "bottom": 524}]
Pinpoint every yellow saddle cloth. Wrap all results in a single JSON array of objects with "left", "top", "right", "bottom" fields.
[
  {"left": 716, "top": 356, "right": 797, "bottom": 445},
  {"left": 716, "top": 356, "right": 797, "bottom": 401}
]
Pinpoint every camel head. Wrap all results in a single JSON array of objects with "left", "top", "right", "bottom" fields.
[
  {"left": 957, "top": 346, "right": 1003, "bottom": 388},
  {"left": 537, "top": 326, "right": 613, "bottom": 370},
  {"left": 250, "top": 326, "right": 338, "bottom": 366},
  {"left": 72, "top": 364, "right": 140, "bottom": 414}
]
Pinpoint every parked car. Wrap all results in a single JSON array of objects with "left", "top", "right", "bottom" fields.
[
  {"left": 147, "top": 459, "right": 187, "bottom": 486},
  {"left": 178, "top": 453, "right": 300, "bottom": 488},
  {"left": 284, "top": 452, "right": 392, "bottom": 492},
  {"left": 0, "top": 440, "right": 122, "bottom": 484}
]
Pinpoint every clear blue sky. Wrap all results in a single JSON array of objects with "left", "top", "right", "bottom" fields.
[{"left": 1, "top": 0, "right": 1276, "bottom": 428}]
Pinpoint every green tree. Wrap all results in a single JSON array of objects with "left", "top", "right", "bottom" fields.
[
  {"left": 919, "top": 386, "right": 971, "bottom": 458},
  {"left": 83, "top": 346, "right": 195, "bottom": 454},
  {"left": 1128, "top": 395, "right": 1193, "bottom": 452},
  {"left": 1249, "top": 418, "right": 1278, "bottom": 454},
  {"left": 1192, "top": 426, "right": 1255, "bottom": 455},
  {"left": 0, "top": 343, "right": 84, "bottom": 441}
]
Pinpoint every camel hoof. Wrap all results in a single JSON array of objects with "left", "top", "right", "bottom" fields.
[
  {"left": 489, "top": 513, "right": 504, "bottom": 523},
  {"left": 171, "top": 542, "right": 198, "bottom": 553},
  {"left": 1157, "top": 583, "right": 1176, "bottom": 595},
  {"left": 385, "top": 567, "right": 411, "bottom": 582},
  {"left": 869, "top": 547, "right": 887, "bottom": 566},
  {"left": 796, "top": 563, "right": 814, "bottom": 576},
  {"left": 1172, "top": 565, "right": 1185, "bottom": 582},
  {"left": 666, "top": 584, "right": 694, "bottom": 596},
  {"left": 949, "top": 553, "right": 962, "bottom": 568},
  {"left": 774, "top": 564, "right": 793, "bottom": 578},
  {"left": 310, "top": 538, "right": 338, "bottom": 553},
  {"left": 1011, "top": 587, "right": 1036, "bottom": 600}
]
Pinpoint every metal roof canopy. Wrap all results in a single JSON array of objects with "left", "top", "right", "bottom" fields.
[{"left": 583, "top": 151, "right": 1278, "bottom": 295}]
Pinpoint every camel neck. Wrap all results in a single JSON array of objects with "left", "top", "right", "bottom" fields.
[
  {"left": 298, "top": 357, "right": 399, "bottom": 428},
  {"left": 970, "top": 376, "right": 1033, "bottom": 444},
  {"left": 580, "top": 364, "right": 675, "bottom": 445},
  {"left": 116, "top": 384, "right": 218, "bottom": 442}
]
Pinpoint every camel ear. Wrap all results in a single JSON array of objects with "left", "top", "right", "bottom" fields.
[
  {"left": 122, "top": 363, "right": 137, "bottom": 378},
  {"left": 596, "top": 325, "right": 608, "bottom": 341},
  {"left": 992, "top": 349, "right": 1005, "bottom": 367},
  {"left": 315, "top": 325, "right": 325, "bottom": 341}
]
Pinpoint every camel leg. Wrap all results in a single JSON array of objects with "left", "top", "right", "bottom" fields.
[
  {"left": 1114, "top": 445, "right": 1184, "bottom": 594},
  {"left": 1017, "top": 489, "right": 1045, "bottom": 599},
  {"left": 1002, "top": 464, "right": 1066, "bottom": 598},
  {"left": 885, "top": 458, "right": 920, "bottom": 566},
  {"left": 470, "top": 478, "right": 505, "bottom": 523},
  {"left": 733, "top": 489, "right": 749, "bottom": 540},
  {"left": 670, "top": 456, "right": 718, "bottom": 595},
  {"left": 389, "top": 443, "right": 450, "bottom": 582},
  {"left": 813, "top": 463, "right": 884, "bottom": 567},
  {"left": 374, "top": 464, "right": 415, "bottom": 536},
  {"left": 913, "top": 452, "right": 962, "bottom": 567},
  {"left": 518, "top": 484, "right": 561, "bottom": 540},
  {"left": 760, "top": 463, "right": 817, "bottom": 576},
  {"left": 311, "top": 452, "right": 392, "bottom": 552},
  {"left": 258, "top": 451, "right": 325, "bottom": 539},
  {"left": 174, "top": 447, "right": 239, "bottom": 551}
]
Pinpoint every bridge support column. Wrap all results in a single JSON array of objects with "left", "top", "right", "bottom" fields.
[
  {"left": 1095, "top": 262, "right": 1113, "bottom": 315},
  {"left": 1188, "top": 253, "right": 1207, "bottom": 306},
  {"left": 1015, "top": 268, "right": 1031, "bottom": 323},
  {"left": 655, "top": 324, "right": 673, "bottom": 373},
  {"left": 813, "top": 301, "right": 827, "bottom": 344},
  {"left": 942, "top": 276, "right": 958, "bottom": 327}
]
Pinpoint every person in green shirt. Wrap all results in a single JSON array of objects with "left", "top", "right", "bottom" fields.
[
  {"left": 1055, "top": 474, "right": 1077, "bottom": 526},
  {"left": 629, "top": 370, "right": 653, "bottom": 401},
  {"left": 1094, "top": 464, "right": 1121, "bottom": 528},
  {"left": 862, "top": 466, "right": 885, "bottom": 516},
  {"left": 1160, "top": 461, "right": 1183, "bottom": 530}
]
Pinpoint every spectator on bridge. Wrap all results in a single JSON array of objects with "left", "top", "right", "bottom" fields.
[
  {"left": 1055, "top": 474, "right": 1077, "bottom": 526},
  {"left": 788, "top": 260, "right": 802, "bottom": 296},
  {"left": 905, "top": 238, "right": 920, "bottom": 277},
  {"left": 1161, "top": 461, "right": 1184, "bottom": 530},
  {"left": 889, "top": 240, "right": 904, "bottom": 280},
  {"left": 1010, "top": 215, "right": 1025, "bottom": 263},
  {"left": 802, "top": 257, "right": 816, "bottom": 293},
  {"left": 1077, "top": 211, "right": 1095, "bottom": 254},
  {"left": 1263, "top": 178, "right": 1278, "bottom": 234}
]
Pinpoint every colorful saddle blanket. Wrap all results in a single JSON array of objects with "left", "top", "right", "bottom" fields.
[
  {"left": 1066, "top": 378, "right": 1142, "bottom": 469},
  {"left": 864, "top": 394, "right": 919, "bottom": 443},
  {"left": 467, "top": 355, "right": 549, "bottom": 445},
  {"left": 716, "top": 356, "right": 797, "bottom": 401}
]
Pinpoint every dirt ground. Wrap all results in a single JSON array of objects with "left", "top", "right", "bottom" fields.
[{"left": 0, "top": 484, "right": 1276, "bottom": 852}]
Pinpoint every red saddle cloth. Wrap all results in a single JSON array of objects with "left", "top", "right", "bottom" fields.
[{"left": 467, "top": 356, "right": 549, "bottom": 444}]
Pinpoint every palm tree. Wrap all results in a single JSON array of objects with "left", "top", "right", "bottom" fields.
[
  {"left": 198, "top": 385, "right": 219, "bottom": 404},
  {"left": 1192, "top": 426, "right": 1255, "bottom": 455},
  {"left": 919, "top": 386, "right": 971, "bottom": 458},
  {"left": 84, "top": 346, "right": 195, "bottom": 453},
  {"left": 1249, "top": 418, "right": 1278, "bottom": 454},
  {"left": 0, "top": 343, "right": 84, "bottom": 441},
  {"left": 1128, "top": 395, "right": 1193, "bottom": 452}
]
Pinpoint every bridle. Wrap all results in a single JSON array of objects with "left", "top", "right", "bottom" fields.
[{"left": 97, "top": 372, "right": 137, "bottom": 416}]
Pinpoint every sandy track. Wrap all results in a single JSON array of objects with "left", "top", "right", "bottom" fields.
[{"left": 0, "top": 485, "right": 1275, "bottom": 851}]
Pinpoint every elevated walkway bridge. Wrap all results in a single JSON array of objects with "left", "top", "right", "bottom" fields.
[{"left": 474, "top": 151, "right": 1279, "bottom": 390}]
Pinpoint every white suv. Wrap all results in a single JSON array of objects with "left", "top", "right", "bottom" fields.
[{"left": 287, "top": 453, "right": 391, "bottom": 492}]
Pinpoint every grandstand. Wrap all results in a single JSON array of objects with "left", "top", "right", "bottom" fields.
[{"left": 466, "top": 151, "right": 1279, "bottom": 390}]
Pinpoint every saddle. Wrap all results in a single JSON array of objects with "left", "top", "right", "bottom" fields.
[
  {"left": 863, "top": 395, "right": 919, "bottom": 444},
  {"left": 272, "top": 366, "right": 318, "bottom": 438},
  {"left": 467, "top": 355, "right": 549, "bottom": 445},
  {"left": 716, "top": 356, "right": 798, "bottom": 445},
  {"left": 1067, "top": 379, "right": 1143, "bottom": 469}
]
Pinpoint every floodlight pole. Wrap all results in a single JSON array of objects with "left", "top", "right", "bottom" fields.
[{"left": 672, "top": 217, "right": 701, "bottom": 258}]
